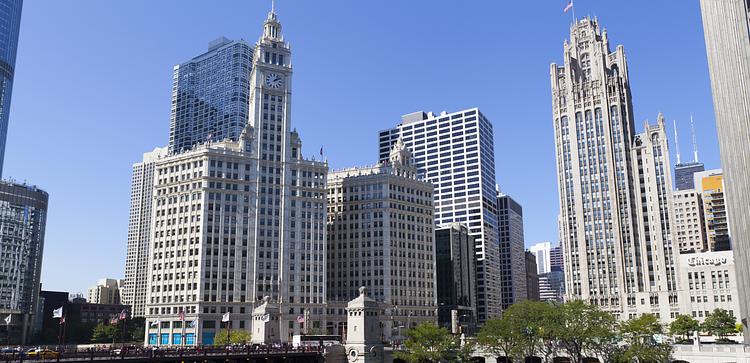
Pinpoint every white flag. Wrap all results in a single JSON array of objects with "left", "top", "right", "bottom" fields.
[
  {"left": 3, "top": 315, "right": 10, "bottom": 325},
  {"left": 221, "top": 312, "right": 230, "bottom": 322},
  {"left": 262, "top": 314, "right": 270, "bottom": 323},
  {"left": 189, "top": 319, "right": 198, "bottom": 328},
  {"left": 52, "top": 307, "right": 63, "bottom": 318},
  {"left": 150, "top": 320, "right": 160, "bottom": 327}
]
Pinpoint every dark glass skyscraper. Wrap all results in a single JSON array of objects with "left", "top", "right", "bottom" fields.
[
  {"left": 0, "top": 0, "right": 22, "bottom": 176},
  {"left": 674, "top": 162, "right": 705, "bottom": 190},
  {"left": 168, "top": 37, "right": 253, "bottom": 153}
]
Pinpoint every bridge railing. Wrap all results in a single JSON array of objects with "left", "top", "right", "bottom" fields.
[{"left": 0, "top": 345, "right": 324, "bottom": 363}]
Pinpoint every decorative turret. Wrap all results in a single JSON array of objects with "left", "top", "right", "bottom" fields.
[{"left": 389, "top": 137, "right": 412, "bottom": 167}]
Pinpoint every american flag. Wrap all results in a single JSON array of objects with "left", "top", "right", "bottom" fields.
[
  {"left": 179, "top": 310, "right": 185, "bottom": 321},
  {"left": 296, "top": 315, "right": 305, "bottom": 323},
  {"left": 119, "top": 309, "right": 127, "bottom": 321},
  {"left": 59, "top": 316, "right": 65, "bottom": 325},
  {"left": 563, "top": 0, "right": 573, "bottom": 13}
]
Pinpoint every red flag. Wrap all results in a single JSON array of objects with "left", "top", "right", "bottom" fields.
[{"left": 563, "top": 0, "right": 573, "bottom": 13}]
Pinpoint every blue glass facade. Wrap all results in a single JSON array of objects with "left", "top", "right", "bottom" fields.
[
  {"left": 0, "top": 0, "right": 22, "bottom": 176},
  {"left": 168, "top": 37, "right": 253, "bottom": 153}
]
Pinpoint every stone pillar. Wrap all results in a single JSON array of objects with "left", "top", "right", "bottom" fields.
[
  {"left": 251, "top": 296, "right": 281, "bottom": 345},
  {"left": 345, "top": 287, "right": 384, "bottom": 363}
]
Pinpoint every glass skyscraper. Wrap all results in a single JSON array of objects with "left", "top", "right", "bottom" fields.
[
  {"left": 168, "top": 37, "right": 254, "bottom": 153},
  {"left": 378, "top": 108, "right": 501, "bottom": 323},
  {"left": 0, "top": 181, "right": 48, "bottom": 345},
  {"left": 0, "top": 0, "right": 22, "bottom": 176}
]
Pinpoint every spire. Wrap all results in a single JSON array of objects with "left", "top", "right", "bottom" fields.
[
  {"left": 673, "top": 119, "right": 681, "bottom": 164},
  {"left": 263, "top": 0, "right": 282, "bottom": 40},
  {"left": 690, "top": 113, "right": 699, "bottom": 162}
]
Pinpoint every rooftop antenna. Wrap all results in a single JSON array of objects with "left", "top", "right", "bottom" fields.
[
  {"left": 690, "top": 113, "right": 699, "bottom": 162},
  {"left": 673, "top": 119, "right": 681, "bottom": 164}
]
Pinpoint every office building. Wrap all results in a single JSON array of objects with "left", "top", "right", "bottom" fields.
[
  {"left": 0, "top": 181, "right": 48, "bottom": 344},
  {"left": 528, "top": 242, "right": 552, "bottom": 275},
  {"left": 629, "top": 118, "right": 681, "bottom": 319},
  {"left": 122, "top": 147, "right": 169, "bottom": 317},
  {"left": 327, "top": 140, "right": 436, "bottom": 336},
  {"left": 700, "top": 0, "right": 750, "bottom": 341},
  {"left": 497, "top": 193, "right": 527, "bottom": 308},
  {"left": 68, "top": 301, "right": 129, "bottom": 325},
  {"left": 88, "top": 278, "right": 123, "bottom": 305},
  {"left": 539, "top": 271, "right": 565, "bottom": 303},
  {"left": 168, "top": 37, "right": 254, "bottom": 154},
  {"left": 677, "top": 250, "right": 740, "bottom": 324},
  {"left": 673, "top": 189, "right": 708, "bottom": 253},
  {"left": 435, "top": 224, "right": 476, "bottom": 333},
  {"left": 551, "top": 18, "right": 679, "bottom": 320},
  {"left": 378, "top": 108, "right": 500, "bottom": 323},
  {"left": 675, "top": 162, "right": 705, "bottom": 191},
  {"left": 144, "top": 9, "right": 328, "bottom": 345},
  {"left": 525, "top": 251, "right": 540, "bottom": 301},
  {"left": 550, "top": 244, "right": 563, "bottom": 272},
  {"left": 673, "top": 116, "right": 704, "bottom": 191},
  {"left": 0, "top": 0, "right": 22, "bottom": 176}
]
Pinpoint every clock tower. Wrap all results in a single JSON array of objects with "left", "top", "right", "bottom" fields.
[{"left": 245, "top": 6, "right": 329, "bottom": 341}]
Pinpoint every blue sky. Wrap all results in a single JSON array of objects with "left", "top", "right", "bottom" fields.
[{"left": 7, "top": 1, "right": 720, "bottom": 294}]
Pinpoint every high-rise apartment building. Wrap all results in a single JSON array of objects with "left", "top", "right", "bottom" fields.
[
  {"left": 528, "top": 242, "right": 552, "bottom": 275},
  {"left": 144, "top": 10, "right": 328, "bottom": 345},
  {"left": 497, "top": 193, "right": 527, "bottom": 309},
  {"left": 551, "top": 18, "right": 679, "bottom": 320},
  {"left": 123, "top": 147, "right": 168, "bottom": 317},
  {"left": 378, "top": 108, "right": 500, "bottom": 323},
  {"left": 435, "top": 223, "right": 476, "bottom": 333},
  {"left": 0, "top": 181, "right": 48, "bottom": 344},
  {"left": 88, "top": 278, "right": 123, "bottom": 305},
  {"left": 673, "top": 189, "right": 707, "bottom": 253},
  {"left": 699, "top": 0, "right": 750, "bottom": 341},
  {"left": 695, "top": 170, "right": 730, "bottom": 252},
  {"left": 0, "top": 0, "right": 22, "bottom": 176},
  {"left": 168, "top": 37, "right": 254, "bottom": 154},
  {"left": 327, "top": 140, "right": 436, "bottom": 334}
]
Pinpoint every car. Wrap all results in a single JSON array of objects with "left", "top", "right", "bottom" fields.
[
  {"left": 25, "top": 348, "right": 60, "bottom": 359},
  {"left": 0, "top": 347, "right": 16, "bottom": 353}
]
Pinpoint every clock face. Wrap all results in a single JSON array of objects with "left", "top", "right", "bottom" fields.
[{"left": 265, "top": 73, "right": 284, "bottom": 89}]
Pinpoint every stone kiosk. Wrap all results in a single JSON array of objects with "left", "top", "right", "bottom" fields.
[
  {"left": 345, "top": 287, "right": 384, "bottom": 363},
  {"left": 251, "top": 296, "right": 281, "bottom": 344}
]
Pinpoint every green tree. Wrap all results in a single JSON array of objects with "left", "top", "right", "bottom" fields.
[
  {"left": 214, "top": 330, "right": 252, "bottom": 345},
  {"left": 556, "top": 300, "right": 618, "bottom": 363},
  {"left": 501, "top": 300, "right": 557, "bottom": 362},
  {"left": 702, "top": 309, "right": 736, "bottom": 341},
  {"left": 230, "top": 330, "right": 251, "bottom": 344},
  {"left": 90, "top": 323, "right": 117, "bottom": 343},
  {"left": 393, "top": 323, "right": 457, "bottom": 363},
  {"left": 476, "top": 316, "right": 523, "bottom": 362},
  {"left": 615, "top": 314, "right": 671, "bottom": 363},
  {"left": 537, "top": 303, "right": 564, "bottom": 363},
  {"left": 669, "top": 314, "right": 700, "bottom": 342}
]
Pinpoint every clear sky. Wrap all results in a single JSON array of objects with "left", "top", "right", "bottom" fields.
[{"left": 6, "top": 1, "right": 720, "bottom": 295}]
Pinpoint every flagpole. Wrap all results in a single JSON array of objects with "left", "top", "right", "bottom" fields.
[
  {"left": 62, "top": 315, "right": 67, "bottom": 346},
  {"left": 57, "top": 317, "right": 62, "bottom": 347}
]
